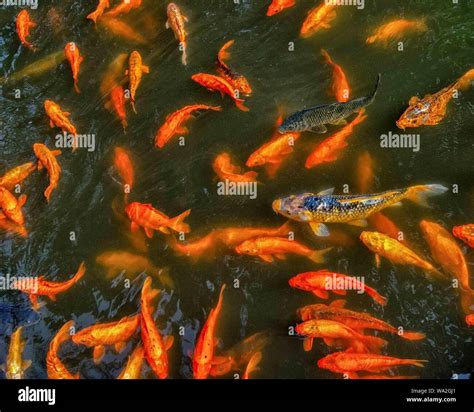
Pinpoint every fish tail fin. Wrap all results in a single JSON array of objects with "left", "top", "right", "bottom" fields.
[
  {"left": 365, "top": 286, "right": 387, "bottom": 306},
  {"left": 210, "top": 105, "right": 223, "bottom": 112},
  {"left": 168, "top": 209, "right": 191, "bottom": 233},
  {"left": 406, "top": 359, "right": 428, "bottom": 368},
  {"left": 405, "top": 184, "right": 448, "bottom": 207},
  {"left": 131, "top": 100, "right": 137, "bottom": 114},
  {"left": 181, "top": 46, "right": 187, "bottom": 66},
  {"left": 402, "top": 331, "right": 426, "bottom": 341},
  {"left": 141, "top": 276, "right": 160, "bottom": 305},
  {"left": 235, "top": 99, "right": 250, "bottom": 112},
  {"left": 218, "top": 40, "right": 234, "bottom": 61},
  {"left": 72, "top": 261, "right": 87, "bottom": 283},
  {"left": 277, "top": 221, "right": 292, "bottom": 237},
  {"left": 244, "top": 351, "right": 262, "bottom": 378},
  {"left": 320, "top": 49, "right": 333, "bottom": 65},
  {"left": 74, "top": 83, "right": 81, "bottom": 94},
  {"left": 87, "top": 11, "right": 99, "bottom": 24},
  {"left": 308, "top": 247, "right": 333, "bottom": 264},
  {"left": 44, "top": 186, "right": 53, "bottom": 203}
]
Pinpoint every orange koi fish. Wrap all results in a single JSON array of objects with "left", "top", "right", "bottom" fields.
[
  {"left": 305, "top": 109, "right": 367, "bottom": 169},
  {"left": 267, "top": 0, "right": 296, "bottom": 16},
  {"left": 87, "top": 0, "right": 110, "bottom": 24},
  {"left": 105, "top": 0, "right": 142, "bottom": 18},
  {"left": 100, "top": 16, "right": 147, "bottom": 45},
  {"left": 366, "top": 19, "right": 428, "bottom": 45},
  {"left": 235, "top": 236, "right": 331, "bottom": 263},
  {"left": 47, "top": 321, "right": 79, "bottom": 379},
  {"left": 106, "top": 85, "right": 128, "bottom": 129},
  {"left": 213, "top": 152, "right": 258, "bottom": 183},
  {"left": 216, "top": 40, "right": 252, "bottom": 96},
  {"left": 300, "top": 4, "right": 336, "bottom": 38},
  {"left": 125, "top": 51, "right": 149, "bottom": 113},
  {"left": 456, "top": 68, "right": 474, "bottom": 91},
  {"left": 118, "top": 344, "right": 145, "bottom": 379},
  {"left": 289, "top": 270, "right": 387, "bottom": 305},
  {"left": 114, "top": 147, "right": 134, "bottom": 194},
  {"left": 16, "top": 10, "right": 36, "bottom": 50},
  {"left": 242, "top": 352, "right": 262, "bottom": 379},
  {"left": 368, "top": 212, "right": 410, "bottom": 248},
  {"left": 13, "top": 262, "right": 86, "bottom": 310},
  {"left": 360, "top": 231, "right": 444, "bottom": 279},
  {"left": 0, "top": 162, "right": 37, "bottom": 191},
  {"left": 64, "top": 42, "right": 84, "bottom": 93},
  {"left": 44, "top": 100, "right": 77, "bottom": 135},
  {"left": 192, "top": 73, "right": 250, "bottom": 112},
  {"left": 141, "top": 277, "right": 174, "bottom": 379},
  {"left": 125, "top": 202, "right": 191, "bottom": 237},
  {"left": 72, "top": 315, "right": 139, "bottom": 363},
  {"left": 0, "top": 187, "right": 27, "bottom": 226},
  {"left": 356, "top": 151, "right": 374, "bottom": 193},
  {"left": 166, "top": 3, "right": 188, "bottom": 65},
  {"left": 321, "top": 49, "right": 350, "bottom": 102},
  {"left": 453, "top": 224, "right": 474, "bottom": 248},
  {"left": 33, "top": 143, "right": 62, "bottom": 202},
  {"left": 1, "top": 327, "right": 31, "bottom": 379},
  {"left": 155, "top": 104, "right": 222, "bottom": 148},
  {"left": 193, "top": 285, "right": 226, "bottom": 379}
]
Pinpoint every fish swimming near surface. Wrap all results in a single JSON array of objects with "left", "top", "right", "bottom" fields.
[
  {"left": 267, "top": 0, "right": 296, "bottom": 16},
  {"left": 272, "top": 184, "right": 448, "bottom": 237},
  {"left": 0, "top": 187, "right": 27, "bottom": 226},
  {"left": 33, "top": 143, "right": 62, "bottom": 202},
  {"left": 0, "top": 162, "right": 37, "bottom": 191},
  {"left": 279, "top": 74, "right": 380, "bottom": 134},
  {"left": 125, "top": 51, "right": 149, "bottom": 114},
  {"left": 16, "top": 10, "right": 36, "bottom": 50},
  {"left": 44, "top": 100, "right": 77, "bottom": 136},
  {"left": 300, "top": 4, "right": 337, "bottom": 38},
  {"left": 99, "top": 16, "right": 148, "bottom": 45},
  {"left": 113, "top": 147, "right": 134, "bottom": 195},
  {"left": 166, "top": 3, "right": 188, "bottom": 65},
  {"left": 1, "top": 327, "right": 31, "bottom": 379},
  {"left": 47, "top": 321, "right": 79, "bottom": 379},
  {"left": 242, "top": 351, "right": 262, "bottom": 379},
  {"left": 118, "top": 344, "right": 145, "bottom": 379},
  {"left": 453, "top": 224, "right": 474, "bottom": 248},
  {"left": 64, "top": 42, "right": 84, "bottom": 93},
  {"left": 104, "top": 0, "right": 142, "bottom": 18}
]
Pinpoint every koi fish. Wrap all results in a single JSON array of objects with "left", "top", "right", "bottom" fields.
[
  {"left": 100, "top": 16, "right": 147, "bottom": 45},
  {"left": 47, "top": 321, "right": 79, "bottom": 379},
  {"left": 456, "top": 68, "right": 474, "bottom": 91},
  {"left": 272, "top": 184, "right": 448, "bottom": 237},
  {"left": 72, "top": 315, "right": 140, "bottom": 363},
  {"left": 0, "top": 162, "right": 37, "bottom": 191},
  {"left": 105, "top": 0, "right": 142, "bottom": 18},
  {"left": 155, "top": 104, "right": 222, "bottom": 148},
  {"left": 114, "top": 147, "right": 134, "bottom": 194},
  {"left": 289, "top": 270, "right": 387, "bottom": 305},
  {"left": 1, "top": 327, "right": 31, "bottom": 379},
  {"left": 33, "top": 143, "right": 62, "bottom": 202},
  {"left": 267, "top": 0, "right": 296, "bottom": 16},
  {"left": 166, "top": 3, "right": 188, "bottom": 65},
  {"left": 453, "top": 224, "right": 474, "bottom": 248},
  {"left": 106, "top": 85, "right": 128, "bottom": 129},
  {"left": 300, "top": 4, "right": 336, "bottom": 38},
  {"left": 216, "top": 40, "right": 252, "bottom": 96},
  {"left": 321, "top": 49, "right": 350, "bottom": 102},
  {"left": 360, "top": 231, "right": 444, "bottom": 279},
  {"left": 140, "top": 277, "right": 174, "bottom": 379},
  {"left": 305, "top": 109, "right": 367, "bottom": 169},
  {"left": 235, "top": 236, "right": 331, "bottom": 263},
  {"left": 16, "top": 10, "right": 36, "bottom": 50},
  {"left": 0, "top": 187, "right": 27, "bottom": 226},
  {"left": 87, "top": 0, "right": 110, "bottom": 24},
  {"left": 368, "top": 212, "right": 411, "bottom": 248},
  {"left": 356, "top": 151, "right": 374, "bottom": 193},
  {"left": 279, "top": 74, "right": 380, "bottom": 133},
  {"left": 44, "top": 100, "right": 77, "bottom": 135},
  {"left": 192, "top": 73, "right": 250, "bottom": 112},
  {"left": 242, "top": 352, "right": 262, "bottom": 379},
  {"left": 193, "top": 285, "right": 226, "bottom": 379},
  {"left": 366, "top": 19, "right": 428, "bottom": 45},
  {"left": 64, "top": 42, "right": 84, "bottom": 93},
  {"left": 118, "top": 344, "right": 145, "bottom": 379},
  {"left": 13, "top": 262, "right": 86, "bottom": 310},
  {"left": 213, "top": 153, "right": 258, "bottom": 183},
  {"left": 125, "top": 51, "right": 149, "bottom": 114}
]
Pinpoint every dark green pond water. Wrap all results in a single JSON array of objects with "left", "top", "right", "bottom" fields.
[{"left": 0, "top": 0, "right": 473, "bottom": 379}]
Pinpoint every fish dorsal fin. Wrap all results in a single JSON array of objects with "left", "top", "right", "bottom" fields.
[
  {"left": 317, "top": 188, "right": 334, "bottom": 196},
  {"left": 164, "top": 335, "right": 174, "bottom": 351},
  {"left": 22, "top": 359, "right": 32, "bottom": 371}
]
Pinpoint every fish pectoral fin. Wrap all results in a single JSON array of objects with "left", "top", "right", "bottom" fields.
[
  {"left": 48, "top": 294, "right": 57, "bottom": 302},
  {"left": 323, "top": 338, "right": 336, "bottom": 347},
  {"left": 175, "top": 126, "right": 189, "bottom": 135},
  {"left": 158, "top": 227, "right": 171, "bottom": 234},
  {"left": 22, "top": 359, "right": 32, "bottom": 372},
  {"left": 388, "top": 202, "right": 403, "bottom": 208},
  {"left": 183, "top": 15, "right": 189, "bottom": 22},
  {"left": 130, "top": 221, "right": 140, "bottom": 232},
  {"left": 49, "top": 120, "right": 55, "bottom": 128},
  {"left": 114, "top": 342, "right": 127, "bottom": 353},
  {"left": 312, "top": 289, "right": 329, "bottom": 299},
  {"left": 141, "top": 65, "right": 150, "bottom": 74},
  {"left": 309, "top": 125, "right": 327, "bottom": 134},
  {"left": 310, "top": 222, "right": 330, "bottom": 237},
  {"left": 317, "top": 187, "right": 335, "bottom": 196},
  {"left": 375, "top": 254, "right": 381, "bottom": 268},
  {"left": 329, "top": 118, "right": 347, "bottom": 126},
  {"left": 348, "top": 219, "right": 368, "bottom": 227},
  {"left": 258, "top": 254, "right": 274, "bottom": 263},
  {"left": 275, "top": 253, "right": 287, "bottom": 260},
  {"left": 332, "top": 289, "right": 347, "bottom": 296},
  {"left": 93, "top": 346, "right": 106, "bottom": 364},
  {"left": 330, "top": 299, "right": 346, "bottom": 308},
  {"left": 165, "top": 20, "right": 170, "bottom": 29},
  {"left": 303, "top": 338, "right": 313, "bottom": 352},
  {"left": 51, "top": 150, "right": 62, "bottom": 156},
  {"left": 164, "top": 335, "right": 174, "bottom": 351},
  {"left": 144, "top": 227, "right": 154, "bottom": 238},
  {"left": 18, "top": 194, "right": 28, "bottom": 207},
  {"left": 212, "top": 356, "right": 229, "bottom": 365}
]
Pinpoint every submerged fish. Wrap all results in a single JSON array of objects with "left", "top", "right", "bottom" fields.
[
  {"left": 321, "top": 49, "right": 350, "bottom": 102},
  {"left": 279, "top": 74, "right": 380, "bottom": 134},
  {"left": 118, "top": 344, "right": 145, "bottom": 379},
  {"left": 213, "top": 152, "right": 258, "bottom": 183},
  {"left": 366, "top": 19, "right": 428, "bottom": 45},
  {"left": 300, "top": 4, "right": 337, "bottom": 38},
  {"left": 47, "top": 321, "right": 79, "bottom": 379},
  {"left": 64, "top": 42, "right": 84, "bottom": 93},
  {"left": 87, "top": 0, "right": 111, "bottom": 24},
  {"left": 16, "top": 10, "right": 36, "bottom": 50},
  {"left": 105, "top": 0, "right": 141, "bottom": 18},
  {"left": 1, "top": 327, "right": 31, "bottom": 379},
  {"left": 100, "top": 16, "right": 147, "bottom": 45},
  {"left": 166, "top": 2, "right": 188, "bottom": 65},
  {"left": 33, "top": 143, "right": 62, "bottom": 202},
  {"left": 125, "top": 51, "right": 149, "bottom": 114}
]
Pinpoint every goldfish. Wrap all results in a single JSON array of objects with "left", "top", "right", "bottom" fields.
[
  {"left": 47, "top": 321, "right": 79, "bottom": 379},
  {"left": 242, "top": 352, "right": 262, "bottom": 379},
  {"left": 64, "top": 42, "right": 84, "bottom": 93},
  {"left": 216, "top": 40, "right": 252, "bottom": 96},
  {"left": 289, "top": 270, "right": 387, "bottom": 305},
  {"left": 300, "top": 4, "right": 336, "bottom": 38},
  {"left": 246, "top": 116, "right": 301, "bottom": 178},
  {"left": 366, "top": 19, "right": 428, "bottom": 45},
  {"left": 317, "top": 352, "right": 426, "bottom": 378},
  {"left": 105, "top": 0, "right": 142, "bottom": 18},
  {"left": 0, "top": 218, "right": 28, "bottom": 238},
  {"left": 100, "top": 16, "right": 147, "bottom": 45},
  {"left": 100, "top": 53, "right": 128, "bottom": 97},
  {"left": 166, "top": 3, "right": 188, "bottom": 65},
  {"left": 305, "top": 109, "right": 367, "bottom": 169},
  {"left": 105, "top": 85, "right": 128, "bottom": 129},
  {"left": 267, "top": 0, "right": 296, "bottom": 16},
  {"left": 13, "top": 262, "right": 86, "bottom": 310},
  {"left": 193, "top": 285, "right": 226, "bottom": 379},
  {"left": 356, "top": 151, "right": 374, "bottom": 193},
  {"left": 16, "top": 10, "right": 36, "bottom": 50},
  {"left": 279, "top": 74, "right": 380, "bottom": 134},
  {"left": 453, "top": 224, "right": 474, "bottom": 248},
  {"left": 368, "top": 212, "right": 411, "bottom": 248},
  {"left": 33, "top": 143, "right": 62, "bottom": 202},
  {"left": 321, "top": 49, "right": 350, "bottom": 102},
  {"left": 44, "top": 100, "right": 77, "bottom": 136},
  {"left": 213, "top": 153, "right": 258, "bottom": 183},
  {"left": 420, "top": 220, "right": 472, "bottom": 292},
  {"left": 456, "top": 68, "right": 474, "bottom": 91},
  {"left": 118, "top": 344, "right": 145, "bottom": 379},
  {"left": 87, "top": 0, "right": 110, "bottom": 23},
  {"left": 140, "top": 277, "right": 174, "bottom": 379},
  {"left": 0, "top": 187, "right": 27, "bottom": 226},
  {"left": 360, "top": 231, "right": 444, "bottom": 279},
  {"left": 273, "top": 184, "right": 448, "bottom": 237},
  {"left": 235, "top": 236, "right": 331, "bottom": 263},
  {"left": 72, "top": 315, "right": 140, "bottom": 363},
  {"left": 296, "top": 319, "right": 387, "bottom": 353},
  {"left": 1, "top": 327, "right": 31, "bottom": 379},
  {"left": 298, "top": 301, "right": 425, "bottom": 341},
  {"left": 155, "top": 104, "right": 222, "bottom": 148},
  {"left": 0, "top": 162, "right": 37, "bottom": 191},
  {"left": 192, "top": 73, "right": 250, "bottom": 112},
  {"left": 125, "top": 202, "right": 191, "bottom": 237},
  {"left": 466, "top": 314, "right": 474, "bottom": 326},
  {"left": 114, "top": 147, "right": 134, "bottom": 194},
  {"left": 125, "top": 51, "right": 149, "bottom": 114}
]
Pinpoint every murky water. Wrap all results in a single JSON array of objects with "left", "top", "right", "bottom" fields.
[{"left": 0, "top": 0, "right": 473, "bottom": 379}]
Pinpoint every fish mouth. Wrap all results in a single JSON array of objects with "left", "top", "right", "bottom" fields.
[
  {"left": 395, "top": 120, "right": 405, "bottom": 130},
  {"left": 272, "top": 199, "right": 282, "bottom": 214}
]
